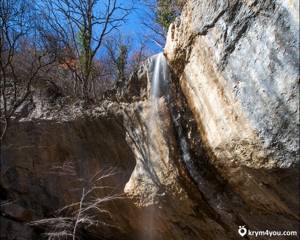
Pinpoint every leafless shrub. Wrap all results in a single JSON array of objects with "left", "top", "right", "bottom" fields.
[
  {"left": 0, "top": 0, "right": 57, "bottom": 140},
  {"left": 0, "top": 199, "right": 16, "bottom": 207},
  {"left": 31, "top": 164, "right": 123, "bottom": 240},
  {"left": 48, "top": 160, "right": 77, "bottom": 177},
  {"left": 39, "top": 0, "right": 134, "bottom": 101}
]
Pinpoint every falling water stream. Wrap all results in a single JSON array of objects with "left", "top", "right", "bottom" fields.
[
  {"left": 149, "top": 52, "right": 168, "bottom": 126},
  {"left": 142, "top": 52, "right": 169, "bottom": 240},
  {"left": 148, "top": 52, "right": 193, "bottom": 180},
  {"left": 143, "top": 52, "right": 197, "bottom": 239}
]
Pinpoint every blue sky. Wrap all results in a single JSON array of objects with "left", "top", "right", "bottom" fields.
[
  {"left": 37, "top": 0, "right": 162, "bottom": 55},
  {"left": 118, "top": 1, "right": 163, "bottom": 54}
]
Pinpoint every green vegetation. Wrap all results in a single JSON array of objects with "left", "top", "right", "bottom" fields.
[{"left": 156, "top": 0, "right": 185, "bottom": 30}]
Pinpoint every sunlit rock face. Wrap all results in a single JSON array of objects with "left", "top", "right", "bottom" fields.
[
  {"left": 164, "top": 0, "right": 299, "bottom": 234},
  {"left": 166, "top": 0, "right": 299, "bottom": 168},
  {"left": 1, "top": 1, "right": 299, "bottom": 240}
]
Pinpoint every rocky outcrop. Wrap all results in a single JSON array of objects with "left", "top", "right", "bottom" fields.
[
  {"left": 165, "top": 0, "right": 299, "bottom": 169},
  {"left": 1, "top": 0, "right": 299, "bottom": 239},
  {"left": 0, "top": 104, "right": 140, "bottom": 239},
  {"left": 164, "top": 0, "right": 299, "bottom": 237}
]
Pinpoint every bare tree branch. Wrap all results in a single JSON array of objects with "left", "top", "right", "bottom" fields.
[
  {"left": 40, "top": 0, "right": 134, "bottom": 100},
  {"left": 30, "top": 162, "right": 123, "bottom": 240},
  {"left": 0, "top": 0, "right": 57, "bottom": 141}
]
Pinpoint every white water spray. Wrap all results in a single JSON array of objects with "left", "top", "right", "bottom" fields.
[
  {"left": 142, "top": 52, "right": 169, "bottom": 240},
  {"left": 141, "top": 52, "right": 201, "bottom": 239},
  {"left": 151, "top": 53, "right": 164, "bottom": 99},
  {"left": 147, "top": 52, "right": 170, "bottom": 157},
  {"left": 149, "top": 52, "right": 169, "bottom": 125}
]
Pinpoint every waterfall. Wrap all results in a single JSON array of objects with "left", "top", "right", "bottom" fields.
[
  {"left": 151, "top": 54, "right": 202, "bottom": 189},
  {"left": 142, "top": 52, "right": 204, "bottom": 239},
  {"left": 149, "top": 52, "right": 169, "bottom": 117},
  {"left": 149, "top": 53, "right": 196, "bottom": 183},
  {"left": 147, "top": 52, "right": 170, "bottom": 147},
  {"left": 151, "top": 53, "right": 162, "bottom": 100},
  {"left": 141, "top": 52, "right": 199, "bottom": 239},
  {"left": 141, "top": 52, "right": 169, "bottom": 240}
]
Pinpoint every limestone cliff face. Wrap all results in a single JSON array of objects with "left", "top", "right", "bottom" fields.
[
  {"left": 165, "top": 0, "right": 299, "bottom": 169},
  {"left": 1, "top": 0, "right": 299, "bottom": 240},
  {"left": 1, "top": 107, "right": 139, "bottom": 239},
  {"left": 165, "top": 0, "right": 299, "bottom": 223}
]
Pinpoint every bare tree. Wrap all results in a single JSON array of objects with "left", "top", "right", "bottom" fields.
[
  {"left": 41, "top": 0, "right": 134, "bottom": 100},
  {"left": 0, "top": 0, "right": 57, "bottom": 141},
  {"left": 104, "top": 34, "right": 132, "bottom": 86},
  {"left": 31, "top": 165, "right": 122, "bottom": 240},
  {"left": 140, "top": 1, "right": 166, "bottom": 48},
  {"left": 127, "top": 40, "right": 149, "bottom": 73}
]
